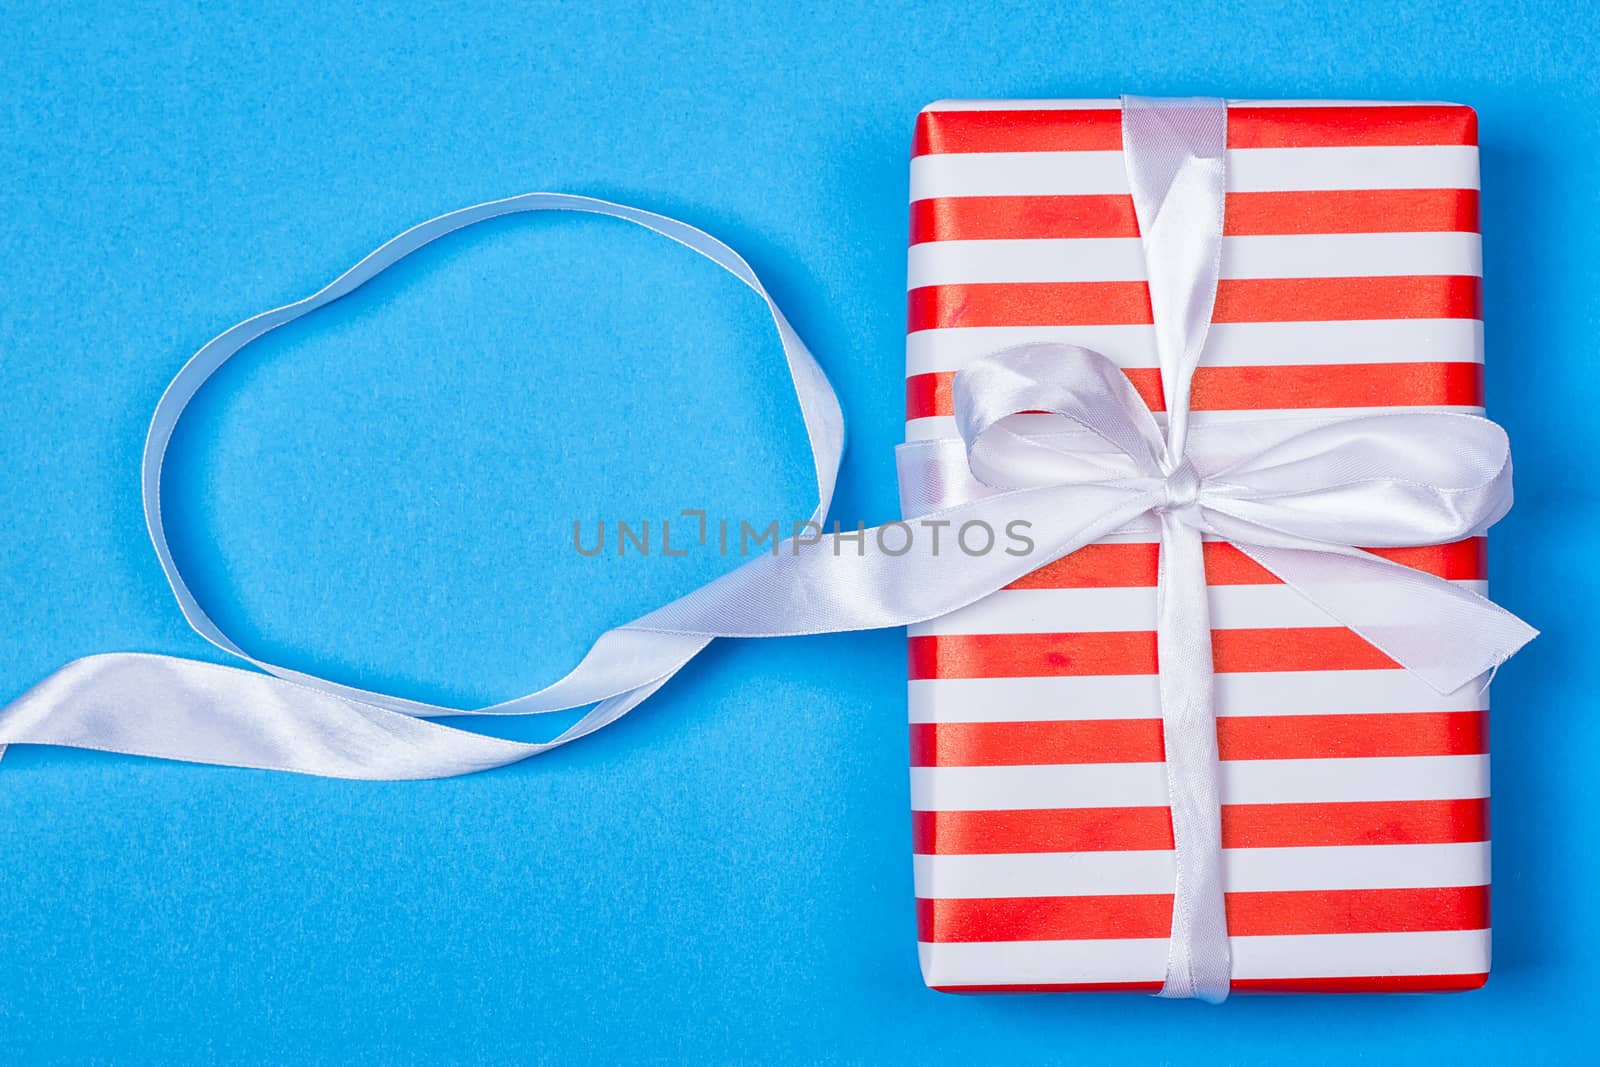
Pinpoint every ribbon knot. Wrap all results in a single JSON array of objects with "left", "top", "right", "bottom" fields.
[{"left": 1160, "top": 458, "right": 1201, "bottom": 514}]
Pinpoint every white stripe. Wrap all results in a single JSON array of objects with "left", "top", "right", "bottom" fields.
[
  {"left": 909, "top": 669, "right": 1489, "bottom": 724},
  {"left": 919, "top": 99, "right": 1455, "bottom": 113},
  {"left": 909, "top": 582, "right": 1487, "bottom": 637},
  {"left": 918, "top": 929, "right": 1488, "bottom": 986},
  {"left": 910, "top": 146, "right": 1479, "bottom": 200},
  {"left": 905, "top": 320, "right": 1484, "bottom": 375},
  {"left": 910, "top": 755, "right": 1489, "bottom": 810},
  {"left": 908, "top": 233, "right": 1481, "bottom": 287},
  {"left": 904, "top": 405, "right": 1484, "bottom": 443},
  {"left": 914, "top": 842, "right": 1489, "bottom": 898}
]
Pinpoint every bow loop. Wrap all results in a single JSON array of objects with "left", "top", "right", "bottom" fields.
[
  {"left": 1202, "top": 412, "right": 1514, "bottom": 548},
  {"left": 954, "top": 343, "right": 1166, "bottom": 488}
]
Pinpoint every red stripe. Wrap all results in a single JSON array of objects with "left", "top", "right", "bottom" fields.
[
  {"left": 1213, "top": 276, "right": 1482, "bottom": 323},
  {"left": 914, "top": 805, "right": 1176, "bottom": 854},
  {"left": 1230, "top": 972, "right": 1489, "bottom": 993},
  {"left": 904, "top": 362, "right": 1483, "bottom": 419},
  {"left": 911, "top": 798, "right": 1490, "bottom": 854},
  {"left": 1228, "top": 189, "right": 1479, "bottom": 236},
  {"left": 909, "top": 710, "right": 1487, "bottom": 767},
  {"left": 917, "top": 885, "right": 1489, "bottom": 942},
  {"left": 908, "top": 280, "right": 1154, "bottom": 330},
  {"left": 1226, "top": 105, "right": 1477, "bottom": 149},
  {"left": 908, "top": 628, "right": 1399, "bottom": 680},
  {"left": 1219, "top": 710, "right": 1486, "bottom": 761},
  {"left": 912, "top": 195, "right": 1136, "bottom": 243},
  {"left": 932, "top": 973, "right": 1488, "bottom": 994},
  {"left": 912, "top": 718, "right": 1162, "bottom": 767},
  {"left": 903, "top": 372, "right": 949, "bottom": 421},
  {"left": 910, "top": 189, "right": 1480, "bottom": 243},
  {"left": 1006, "top": 538, "right": 1485, "bottom": 589},
  {"left": 912, "top": 105, "right": 1476, "bottom": 156},
  {"left": 933, "top": 981, "right": 1165, "bottom": 995},
  {"left": 908, "top": 276, "right": 1481, "bottom": 332}
]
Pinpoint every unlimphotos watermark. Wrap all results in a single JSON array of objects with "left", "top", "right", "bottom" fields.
[{"left": 572, "top": 509, "right": 1034, "bottom": 559}]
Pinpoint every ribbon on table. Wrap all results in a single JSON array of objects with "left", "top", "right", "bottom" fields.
[{"left": 0, "top": 98, "right": 1535, "bottom": 1001}]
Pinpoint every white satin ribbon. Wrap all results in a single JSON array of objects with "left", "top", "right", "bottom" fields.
[{"left": 0, "top": 102, "right": 1536, "bottom": 1001}]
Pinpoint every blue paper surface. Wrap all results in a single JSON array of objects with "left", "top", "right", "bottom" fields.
[{"left": 1, "top": 2, "right": 1595, "bottom": 1061}]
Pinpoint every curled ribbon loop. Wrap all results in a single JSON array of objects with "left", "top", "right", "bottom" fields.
[{"left": 0, "top": 104, "right": 1536, "bottom": 1002}]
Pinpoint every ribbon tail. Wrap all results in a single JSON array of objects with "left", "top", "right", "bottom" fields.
[
  {"left": 1229, "top": 538, "right": 1538, "bottom": 693},
  {"left": 0, "top": 485, "right": 1156, "bottom": 779},
  {"left": 1154, "top": 513, "right": 1231, "bottom": 1003},
  {"left": 0, "top": 645, "right": 695, "bottom": 779},
  {"left": 0, "top": 654, "right": 548, "bottom": 779}
]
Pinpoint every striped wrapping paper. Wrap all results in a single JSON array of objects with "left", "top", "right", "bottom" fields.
[{"left": 905, "top": 99, "right": 1490, "bottom": 994}]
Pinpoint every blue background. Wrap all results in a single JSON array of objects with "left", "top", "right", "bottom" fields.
[{"left": 1, "top": 1, "right": 1594, "bottom": 1062}]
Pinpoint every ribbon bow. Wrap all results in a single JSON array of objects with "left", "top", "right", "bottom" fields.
[{"left": 0, "top": 99, "right": 1534, "bottom": 1003}]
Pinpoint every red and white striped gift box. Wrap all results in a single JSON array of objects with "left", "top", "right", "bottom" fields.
[{"left": 904, "top": 99, "right": 1490, "bottom": 994}]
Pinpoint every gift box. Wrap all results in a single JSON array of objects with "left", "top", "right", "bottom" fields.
[{"left": 904, "top": 100, "right": 1490, "bottom": 993}]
